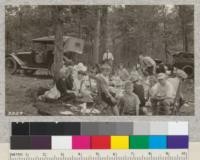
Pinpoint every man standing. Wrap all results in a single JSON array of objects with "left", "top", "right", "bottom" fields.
[
  {"left": 139, "top": 54, "right": 156, "bottom": 75},
  {"left": 103, "top": 49, "right": 114, "bottom": 66}
]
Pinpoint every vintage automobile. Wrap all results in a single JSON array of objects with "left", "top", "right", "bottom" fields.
[
  {"left": 6, "top": 36, "right": 84, "bottom": 75},
  {"left": 172, "top": 52, "right": 194, "bottom": 78}
]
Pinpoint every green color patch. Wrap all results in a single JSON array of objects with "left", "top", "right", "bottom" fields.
[{"left": 129, "top": 136, "right": 149, "bottom": 149}]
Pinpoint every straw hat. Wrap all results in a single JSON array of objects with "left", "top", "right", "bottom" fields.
[{"left": 74, "top": 63, "right": 87, "bottom": 72}]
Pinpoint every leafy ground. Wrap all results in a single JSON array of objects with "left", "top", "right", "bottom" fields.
[{"left": 5, "top": 71, "right": 194, "bottom": 116}]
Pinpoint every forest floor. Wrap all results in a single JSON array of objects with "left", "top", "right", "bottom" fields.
[{"left": 5, "top": 70, "right": 195, "bottom": 116}]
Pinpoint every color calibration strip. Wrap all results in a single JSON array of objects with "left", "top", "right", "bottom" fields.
[
  {"left": 10, "top": 150, "right": 188, "bottom": 160},
  {"left": 11, "top": 122, "right": 188, "bottom": 150}
]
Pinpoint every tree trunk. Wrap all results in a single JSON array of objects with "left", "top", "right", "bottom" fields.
[
  {"left": 52, "top": 6, "right": 64, "bottom": 80},
  {"left": 18, "top": 10, "right": 23, "bottom": 49},
  {"left": 101, "top": 6, "right": 109, "bottom": 63},
  {"left": 183, "top": 24, "right": 188, "bottom": 52},
  {"left": 179, "top": 6, "right": 188, "bottom": 52},
  {"left": 103, "top": 7, "right": 109, "bottom": 49},
  {"left": 93, "top": 8, "right": 101, "bottom": 64},
  {"left": 163, "top": 5, "right": 168, "bottom": 64}
]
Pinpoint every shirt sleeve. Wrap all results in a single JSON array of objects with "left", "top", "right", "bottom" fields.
[{"left": 110, "top": 53, "right": 114, "bottom": 60}]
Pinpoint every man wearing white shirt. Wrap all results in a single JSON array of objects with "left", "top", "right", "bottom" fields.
[
  {"left": 102, "top": 49, "right": 114, "bottom": 65},
  {"left": 150, "top": 73, "right": 176, "bottom": 115},
  {"left": 139, "top": 54, "right": 156, "bottom": 75}
]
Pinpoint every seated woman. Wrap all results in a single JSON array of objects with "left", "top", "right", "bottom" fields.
[
  {"left": 56, "top": 66, "right": 76, "bottom": 102},
  {"left": 73, "top": 63, "right": 92, "bottom": 100},
  {"left": 38, "top": 66, "right": 75, "bottom": 102},
  {"left": 118, "top": 81, "right": 140, "bottom": 115}
]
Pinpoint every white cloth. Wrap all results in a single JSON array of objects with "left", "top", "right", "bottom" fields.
[
  {"left": 43, "top": 85, "right": 61, "bottom": 100},
  {"left": 103, "top": 52, "right": 114, "bottom": 61},
  {"left": 73, "top": 79, "right": 87, "bottom": 92}
]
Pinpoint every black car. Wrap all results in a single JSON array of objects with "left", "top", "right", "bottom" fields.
[
  {"left": 6, "top": 36, "right": 84, "bottom": 75},
  {"left": 173, "top": 52, "right": 194, "bottom": 78}
]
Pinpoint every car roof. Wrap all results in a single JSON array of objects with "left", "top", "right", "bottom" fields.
[{"left": 32, "top": 36, "right": 74, "bottom": 43}]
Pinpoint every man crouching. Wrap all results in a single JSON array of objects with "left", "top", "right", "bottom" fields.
[{"left": 150, "top": 73, "right": 175, "bottom": 115}]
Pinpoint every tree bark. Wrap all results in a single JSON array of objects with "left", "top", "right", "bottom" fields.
[
  {"left": 93, "top": 8, "right": 101, "bottom": 64},
  {"left": 179, "top": 6, "right": 188, "bottom": 52},
  {"left": 52, "top": 6, "right": 64, "bottom": 80},
  {"left": 163, "top": 5, "right": 168, "bottom": 64},
  {"left": 18, "top": 10, "right": 23, "bottom": 49}
]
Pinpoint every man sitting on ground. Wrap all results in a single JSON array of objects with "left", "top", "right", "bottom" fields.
[
  {"left": 96, "top": 64, "right": 119, "bottom": 115},
  {"left": 150, "top": 73, "right": 175, "bottom": 115}
]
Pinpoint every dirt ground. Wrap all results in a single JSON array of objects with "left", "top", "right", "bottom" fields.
[
  {"left": 5, "top": 70, "right": 52, "bottom": 116},
  {"left": 5, "top": 71, "right": 195, "bottom": 116}
]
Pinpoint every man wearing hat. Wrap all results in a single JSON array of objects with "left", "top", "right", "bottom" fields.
[
  {"left": 139, "top": 54, "right": 156, "bottom": 75},
  {"left": 150, "top": 73, "right": 175, "bottom": 115}
]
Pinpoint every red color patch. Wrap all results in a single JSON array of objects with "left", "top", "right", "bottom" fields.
[{"left": 91, "top": 136, "right": 111, "bottom": 149}]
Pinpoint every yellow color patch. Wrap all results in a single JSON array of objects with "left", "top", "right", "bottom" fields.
[{"left": 111, "top": 136, "right": 129, "bottom": 149}]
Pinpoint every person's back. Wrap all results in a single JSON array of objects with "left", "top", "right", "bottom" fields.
[
  {"left": 143, "top": 56, "right": 156, "bottom": 67},
  {"left": 56, "top": 75, "right": 74, "bottom": 96},
  {"left": 133, "top": 83, "right": 145, "bottom": 107},
  {"left": 118, "top": 81, "right": 140, "bottom": 115},
  {"left": 119, "top": 92, "right": 140, "bottom": 115}
]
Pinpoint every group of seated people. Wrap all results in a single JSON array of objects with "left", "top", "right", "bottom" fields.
[{"left": 38, "top": 55, "right": 188, "bottom": 116}]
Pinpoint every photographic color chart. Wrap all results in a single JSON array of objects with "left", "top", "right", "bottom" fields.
[{"left": 11, "top": 122, "right": 188, "bottom": 150}]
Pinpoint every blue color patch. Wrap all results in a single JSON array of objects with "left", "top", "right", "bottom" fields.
[{"left": 149, "top": 136, "right": 167, "bottom": 149}]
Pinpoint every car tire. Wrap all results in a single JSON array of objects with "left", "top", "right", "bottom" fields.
[
  {"left": 5, "top": 57, "right": 18, "bottom": 74},
  {"left": 182, "top": 65, "right": 193, "bottom": 78}
]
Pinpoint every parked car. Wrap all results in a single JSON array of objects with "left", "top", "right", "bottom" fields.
[
  {"left": 6, "top": 36, "right": 84, "bottom": 75},
  {"left": 172, "top": 52, "right": 194, "bottom": 78}
]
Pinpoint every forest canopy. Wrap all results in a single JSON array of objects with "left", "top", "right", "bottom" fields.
[{"left": 5, "top": 5, "right": 194, "bottom": 66}]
